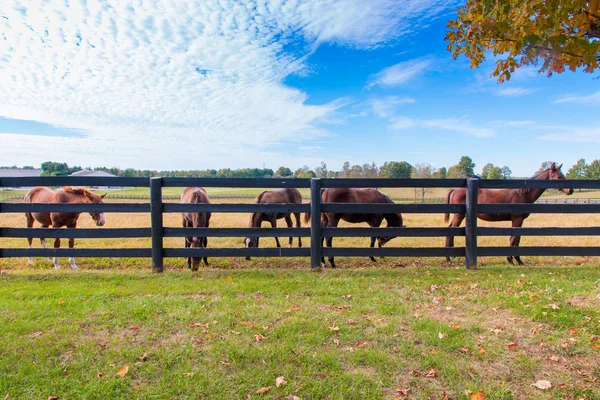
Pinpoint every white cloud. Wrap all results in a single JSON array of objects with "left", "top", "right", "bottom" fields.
[
  {"left": 0, "top": 0, "right": 456, "bottom": 169},
  {"left": 496, "top": 87, "right": 537, "bottom": 97},
  {"left": 392, "top": 117, "right": 494, "bottom": 138},
  {"left": 537, "top": 125, "right": 600, "bottom": 143},
  {"left": 367, "top": 57, "right": 432, "bottom": 87},
  {"left": 368, "top": 96, "right": 415, "bottom": 118},
  {"left": 554, "top": 91, "right": 600, "bottom": 104}
]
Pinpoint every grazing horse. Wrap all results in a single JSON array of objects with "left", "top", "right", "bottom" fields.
[
  {"left": 180, "top": 187, "right": 211, "bottom": 270},
  {"left": 244, "top": 188, "right": 303, "bottom": 260},
  {"left": 307, "top": 188, "right": 404, "bottom": 268},
  {"left": 24, "top": 186, "right": 106, "bottom": 269},
  {"left": 444, "top": 163, "right": 573, "bottom": 265}
]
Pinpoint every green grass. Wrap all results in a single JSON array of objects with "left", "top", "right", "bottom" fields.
[{"left": 1, "top": 266, "right": 599, "bottom": 399}]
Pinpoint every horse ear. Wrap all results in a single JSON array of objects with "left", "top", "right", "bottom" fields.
[
  {"left": 101, "top": 193, "right": 107, "bottom": 199},
  {"left": 557, "top": 163, "right": 563, "bottom": 170},
  {"left": 550, "top": 162, "right": 557, "bottom": 171}
]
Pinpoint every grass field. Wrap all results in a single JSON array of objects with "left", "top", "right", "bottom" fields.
[{"left": 1, "top": 267, "right": 599, "bottom": 399}]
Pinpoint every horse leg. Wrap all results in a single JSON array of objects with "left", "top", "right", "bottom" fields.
[
  {"left": 445, "top": 214, "right": 465, "bottom": 263},
  {"left": 270, "top": 218, "right": 281, "bottom": 248},
  {"left": 26, "top": 213, "right": 34, "bottom": 264},
  {"left": 183, "top": 219, "right": 191, "bottom": 269},
  {"left": 284, "top": 215, "right": 293, "bottom": 248},
  {"left": 368, "top": 219, "right": 382, "bottom": 262},
  {"left": 508, "top": 217, "right": 525, "bottom": 266},
  {"left": 320, "top": 215, "right": 329, "bottom": 266},
  {"left": 294, "top": 213, "right": 302, "bottom": 248},
  {"left": 326, "top": 215, "right": 341, "bottom": 268},
  {"left": 66, "top": 223, "right": 78, "bottom": 269},
  {"left": 52, "top": 223, "right": 61, "bottom": 269},
  {"left": 203, "top": 220, "right": 209, "bottom": 267},
  {"left": 41, "top": 224, "right": 51, "bottom": 261}
]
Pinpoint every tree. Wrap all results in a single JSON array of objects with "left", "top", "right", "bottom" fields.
[
  {"left": 480, "top": 163, "right": 494, "bottom": 179},
  {"left": 41, "top": 161, "right": 81, "bottom": 176},
  {"left": 340, "top": 161, "right": 351, "bottom": 178},
  {"left": 349, "top": 164, "right": 364, "bottom": 178},
  {"left": 412, "top": 163, "right": 435, "bottom": 202},
  {"left": 379, "top": 161, "right": 412, "bottom": 178},
  {"left": 432, "top": 167, "right": 447, "bottom": 179},
  {"left": 446, "top": 164, "right": 461, "bottom": 179},
  {"left": 275, "top": 166, "right": 293, "bottom": 177},
  {"left": 314, "top": 162, "right": 328, "bottom": 178},
  {"left": 295, "top": 166, "right": 315, "bottom": 179},
  {"left": 488, "top": 166, "right": 503, "bottom": 179},
  {"left": 501, "top": 166, "right": 512, "bottom": 179},
  {"left": 446, "top": 0, "right": 600, "bottom": 82},
  {"left": 567, "top": 158, "right": 588, "bottom": 179},
  {"left": 586, "top": 159, "right": 600, "bottom": 180}
]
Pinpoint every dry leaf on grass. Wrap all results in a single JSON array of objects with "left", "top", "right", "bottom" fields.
[
  {"left": 355, "top": 341, "right": 368, "bottom": 348},
  {"left": 255, "top": 386, "right": 271, "bottom": 394},
  {"left": 286, "top": 396, "right": 300, "bottom": 400},
  {"left": 48, "top": 397, "right": 59, "bottom": 400},
  {"left": 507, "top": 342, "right": 517, "bottom": 349},
  {"left": 469, "top": 391, "right": 485, "bottom": 400},
  {"left": 396, "top": 388, "right": 410, "bottom": 396},
  {"left": 254, "top": 333, "right": 266, "bottom": 341},
  {"left": 129, "top": 325, "right": 140, "bottom": 331},
  {"left": 423, "top": 368, "right": 437, "bottom": 378},
  {"left": 275, "top": 376, "right": 287, "bottom": 387},
  {"left": 139, "top": 353, "right": 148, "bottom": 361},
  {"left": 116, "top": 365, "right": 129, "bottom": 377},
  {"left": 591, "top": 336, "right": 600, "bottom": 350},
  {"left": 438, "top": 332, "right": 446, "bottom": 340},
  {"left": 328, "top": 324, "right": 339, "bottom": 332},
  {"left": 532, "top": 380, "right": 552, "bottom": 390},
  {"left": 478, "top": 346, "right": 486, "bottom": 355}
]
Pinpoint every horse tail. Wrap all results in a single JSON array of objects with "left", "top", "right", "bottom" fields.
[
  {"left": 304, "top": 212, "right": 311, "bottom": 224},
  {"left": 443, "top": 189, "right": 454, "bottom": 223},
  {"left": 255, "top": 190, "right": 267, "bottom": 204}
]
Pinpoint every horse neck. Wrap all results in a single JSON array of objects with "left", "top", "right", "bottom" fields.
[
  {"left": 521, "top": 169, "right": 551, "bottom": 202},
  {"left": 249, "top": 212, "right": 262, "bottom": 227},
  {"left": 384, "top": 213, "right": 402, "bottom": 227}
]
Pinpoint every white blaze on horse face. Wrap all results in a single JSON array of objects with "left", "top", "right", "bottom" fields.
[
  {"left": 96, "top": 213, "right": 106, "bottom": 226},
  {"left": 53, "top": 257, "right": 61, "bottom": 269},
  {"left": 69, "top": 257, "right": 78, "bottom": 269},
  {"left": 245, "top": 238, "right": 251, "bottom": 248}
]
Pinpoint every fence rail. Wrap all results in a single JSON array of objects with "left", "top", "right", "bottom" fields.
[{"left": 1, "top": 177, "right": 599, "bottom": 271}]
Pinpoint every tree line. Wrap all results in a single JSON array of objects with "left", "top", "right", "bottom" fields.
[{"left": 12, "top": 157, "right": 598, "bottom": 180}]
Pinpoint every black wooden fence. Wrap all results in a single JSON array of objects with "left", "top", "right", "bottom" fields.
[{"left": 1, "top": 176, "right": 599, "bottom": 272}]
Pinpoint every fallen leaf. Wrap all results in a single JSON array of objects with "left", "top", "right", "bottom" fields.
[
  {"left": 286, "top": 396, "right": 300, "bottom": 400},
  {"left": 139, "top": 353, "right": 148, "bottom": 361},
  {"left": 347, "top": 319, "right": 356, "bottom": 325},
  {"left": 48, "top": 397, "right": 59, "bottom": 400},
  {"left": 438, "top": 332, "right": 446, "bottom": 340},
  {"left": 433, "top": 297, "right": 444, "bottom": 306},
  {"left": 284, "top": 305, "right": 299, "bottom": 313},
  {"left": 396, "top": 388, "right": 410, "bottom": 396},
  {"left": 591, "top": 336, "right": 600, "bottom": 350},
  {"left": 507, "top": 342, "right": 517, "bottom": 350},
  {"left": 254, "top": 333, "right": 266, "bottom": 341},
  {"left": 255, "top": 386, "right": 271, "bottom": 394},
  {"left": 343, "top": 294, "right": 353, "bottom": 299},
  {"left": 547, "top": 304, "right": 560, "bottom": 310},
  {"left": 275, "top": 376, "right": 287, "bottom": 387},
  {"left": 96, "top": 373, "right": 104, "bottom": 378},
  {"left": 410, "top": 369, "right": 420, "bottom": 377},
  {"left": 227, "top": 276, "right": 233, "bottom": 282},
  {"left": 28, "top": 331, "right": 42, "bottom": 339},
  {"left": 333, "top": 339, "right": 340, "bottom": 346},
  {"left": 423, "top": 368, "right": 437, "bottom": 378},
  {"left": 460, "top": 347, "right": 470, "bottom": 353},
  {"left": 532, "top": 380, "right": 552, "bottom": 390},
  {"left": 355, "top": 341, "right": 368, "bottom": 348},
  {"left": 569, "top": 328, "right": 578, "bottom": 335},
  {"left": 548, "top": 355, "right": 560, "bottom": 362},
  {"left": 478, "top": 346, "right": 486, "bottom": 355},
  {"left": 469, "top": 391, "right": 485, "bottom": 400},
  {"left": 116, "top": 365, "right": 129, "bottom": 377},
  {"left": 59, "top": 300, "right": 65, "bottom": 305},
  {"left": 329, "top": 324, "right": 340, "bottom": 332},
  {"left": 129, "top": 325, "right": 140, "bottom": 331}
]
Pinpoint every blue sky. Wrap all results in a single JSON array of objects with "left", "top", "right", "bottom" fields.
[{"left": 0, "top": 0, "right": 598, "bottom": 176}]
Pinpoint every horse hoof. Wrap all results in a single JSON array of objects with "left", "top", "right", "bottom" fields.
[
  {"left": 245, "top": 256, "right": 251, "bottom": 261},
  {"left": 28, "top": 258, "right": 33, "bottom": 265},
  {"left": 369, "top": 257, "right": 377, "bottom": 263}
]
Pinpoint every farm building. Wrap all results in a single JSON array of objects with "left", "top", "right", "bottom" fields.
[
  {"left": 69, "top": 170, "right": 122, "bottom": 189},
  {"left": 0, "top": 168, "right": 42, "bottom": 189}
]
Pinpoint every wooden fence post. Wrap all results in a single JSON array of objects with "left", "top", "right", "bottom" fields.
[
  {"left": 150, "top": 177, "right": 164, "bottom": 273},
  {"left": 465, "top": 177, "right": 479, "bottom": 269},
  {"left": 310, "top": 178, "right": 322, "bottom": 269}
]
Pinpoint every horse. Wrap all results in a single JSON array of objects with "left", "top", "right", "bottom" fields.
[
  {"left": 180, "top": 187, "right": 211, "bottom": 270},
  {"left": 24, "top": 186, "right": 106, "bottom": 269},
  {"left": 244, "top": 188, "right": 303, "bottom": 260},
  {"left": 306, "top": 188, "right": 404, "bottom": 268},
  {"left": 444, "top": 162, "right": 573, "bottom": 265}
]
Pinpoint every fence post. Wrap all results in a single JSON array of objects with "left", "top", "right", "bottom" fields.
[
  {"left": 310, "top": 178, "right": 322, "bottom": 269},
  {"left": 465, "top": 177, "right": 479, "bottom": 270},
  {"left": 150, "top": 177, "right": 164, "bottom": 273}
]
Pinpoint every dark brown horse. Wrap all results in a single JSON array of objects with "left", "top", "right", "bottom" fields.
[
  {"left": 444, "top": 163, "right": 573, "bottom": 265},
  {"left": 244, "top": 188, "right": 303, "bottom": 260},
  {"left": 307, "top": 188, "right": 404, "bottom": 268},
  {"left": 24, "top": 186, "right": 106, "bottom": 269},
  {"left": 181, "top": 187, "right": 211, "bottom": 270}
]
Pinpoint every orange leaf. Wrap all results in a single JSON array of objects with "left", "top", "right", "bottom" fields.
[
  {"left": 507, "top": 342, "right": 517, "bottom": 349},
  {"left": 116, "top": 365, "right": 129, "bottom": 377},
  {"left": 569, "top": 328, "right": 577, "bottom": 335},
  {"left": 255, "top": 386, "right": 271, "bottom": 394},
  {"left": 423, "top": 368, "right": 437, "bottom": 378},
  {"left": 129, "top": 325, "right": 140, "bottom": 331},
  {"left": 254, "top": 333, "right": 266, "bottom": 341},
  {"left": 355, "top": 341, "right": 368, "bottom": 348},
  {"left": 470, "top": 391, "right": 485, "bottom": 400},
  {"left": 396, "top": 387, "right": 410, "bottom": 396},
  {"left": 48, "top": 397, "right": 60, "bottom": 400},
  {"left": 591, "top": 336, "right": 600, "bottom": 350},
  {"left": 478, "top": 346, "right": 486, "bottom": 355}
]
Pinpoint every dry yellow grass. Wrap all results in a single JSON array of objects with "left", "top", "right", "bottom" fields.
[{"left": 1, "top": 196, "right": 599, "bottom": 271}]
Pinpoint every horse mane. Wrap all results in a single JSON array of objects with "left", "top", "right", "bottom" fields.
[
  {"left": 62, "top": 186, "right": 95, "bottom": 196},
  {"left": 517, "top": 167, "right": 551, "bottom": 194}
]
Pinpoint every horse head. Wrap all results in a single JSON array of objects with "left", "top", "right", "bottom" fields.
[
  {"left": 84, "top": 191, "right": 107, "bottom": 226},
  {"left": 186, "top": 236, "right": 204, "bottom": 271},
  {"left": 549, "top": 163, "right": 573, "bottom": 195},
  {"left": 244, "top": 237, "right": 259, "bottom": 260},
  {"left": 377, "top": 214, "right": 404, "bottom": 246}
]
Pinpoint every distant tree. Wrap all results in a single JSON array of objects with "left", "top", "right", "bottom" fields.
[
  {"left": 488, "top": 166, "right": 504, "bottom": 180},
  {"left": 412, "top": 163, "right": 435, "bottom": 202},
  {"left": 480, "top": 163, "right": 494, "bottom": 179},
  {"left": 327, "top": 170, "right": 339, "bottom": 178},
  {"left": 314, "top": 162, "right": 328, "bottom": 178},
  {"left": 446, "top": 0, "right": 600, "bottom": 83},
  {"left": 349, "top": 164, "right": 364, "bottom": 178},
  {"left": 586, "top": 159, "right": 600, "bottom": 180},
  {"left": 275, "top": 166, "right": 293, "bottom": 177},
  {"left": 295, "top": 166, "right": 316, "bottom": 178},
  {"left": 22, "top": 165, "right": 35, "bottom": 169},
  {"left": 362, "top": 162, "right": 378, "bottom": 178},
  {"left": 446, "top": 164, "right": 461, "bottom": 179},
  {"left": 458, "top": 156, "right": 475, "bottom": 178},
  {"left": 432, "top": 166, "right": 447, "bottom": 179},
  {"left": 567, "top": 159, "right": 588, "bottom": 179},
  {"left": 379, "top": 161, "right": 412, "bottom": 178},
  {"left": 339, "top": 161, "right": 351, "bottom": 178},
  {"left": 501, "top": 166, "right": 512, "bottom": 179},
  {"left": 41, "top": 161, "right": 81, "bottom": 176}
]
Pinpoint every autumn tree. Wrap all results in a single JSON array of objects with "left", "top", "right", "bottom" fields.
[
  {"left": 314, "top": 162, "right": 328, "bottom": 178},
  {"left": 446, "top": 0, "right": 600, "bottom": 82}
]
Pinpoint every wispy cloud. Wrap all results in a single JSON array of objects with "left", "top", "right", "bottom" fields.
[
  {"left": 537, "top": 125, "right": 600, "bottom": 143},
  {"left": 554, "top": 91, "right": 600, "bottom": 104},
  {"left": 0, "top": 0, "right": 457, "bottom": 169},
  {"left": 496, "top": 87, "right": 537, "bottom": 97},
  {"left": 367, "top": 96, "right": 416, "bottom": 118},
  {"left": 392, "top": 117, "right": 494, "bottom": 138},
  {"left": 367, "top": 57, "right": 432, "bottom": 88}
]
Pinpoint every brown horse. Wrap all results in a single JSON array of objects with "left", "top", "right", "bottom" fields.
[
  {"left": 444, "top": 163, "right": 573, "bottom": 265},
  {"left": 244, "top": 188, "right": 303, "bottom": 260},
  {"left": 180, "top": 187, "right": 211, "bottom": 270},
  {"left": 24, "top": 186, "right": 106, "bottom": 269},
  {"left": 307, "top": 188, "right": 404, "bottom": 268}
]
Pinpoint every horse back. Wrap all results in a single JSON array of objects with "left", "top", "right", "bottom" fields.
[{"left": 180, "top": 187, "right": 210, "bottom": 226}]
